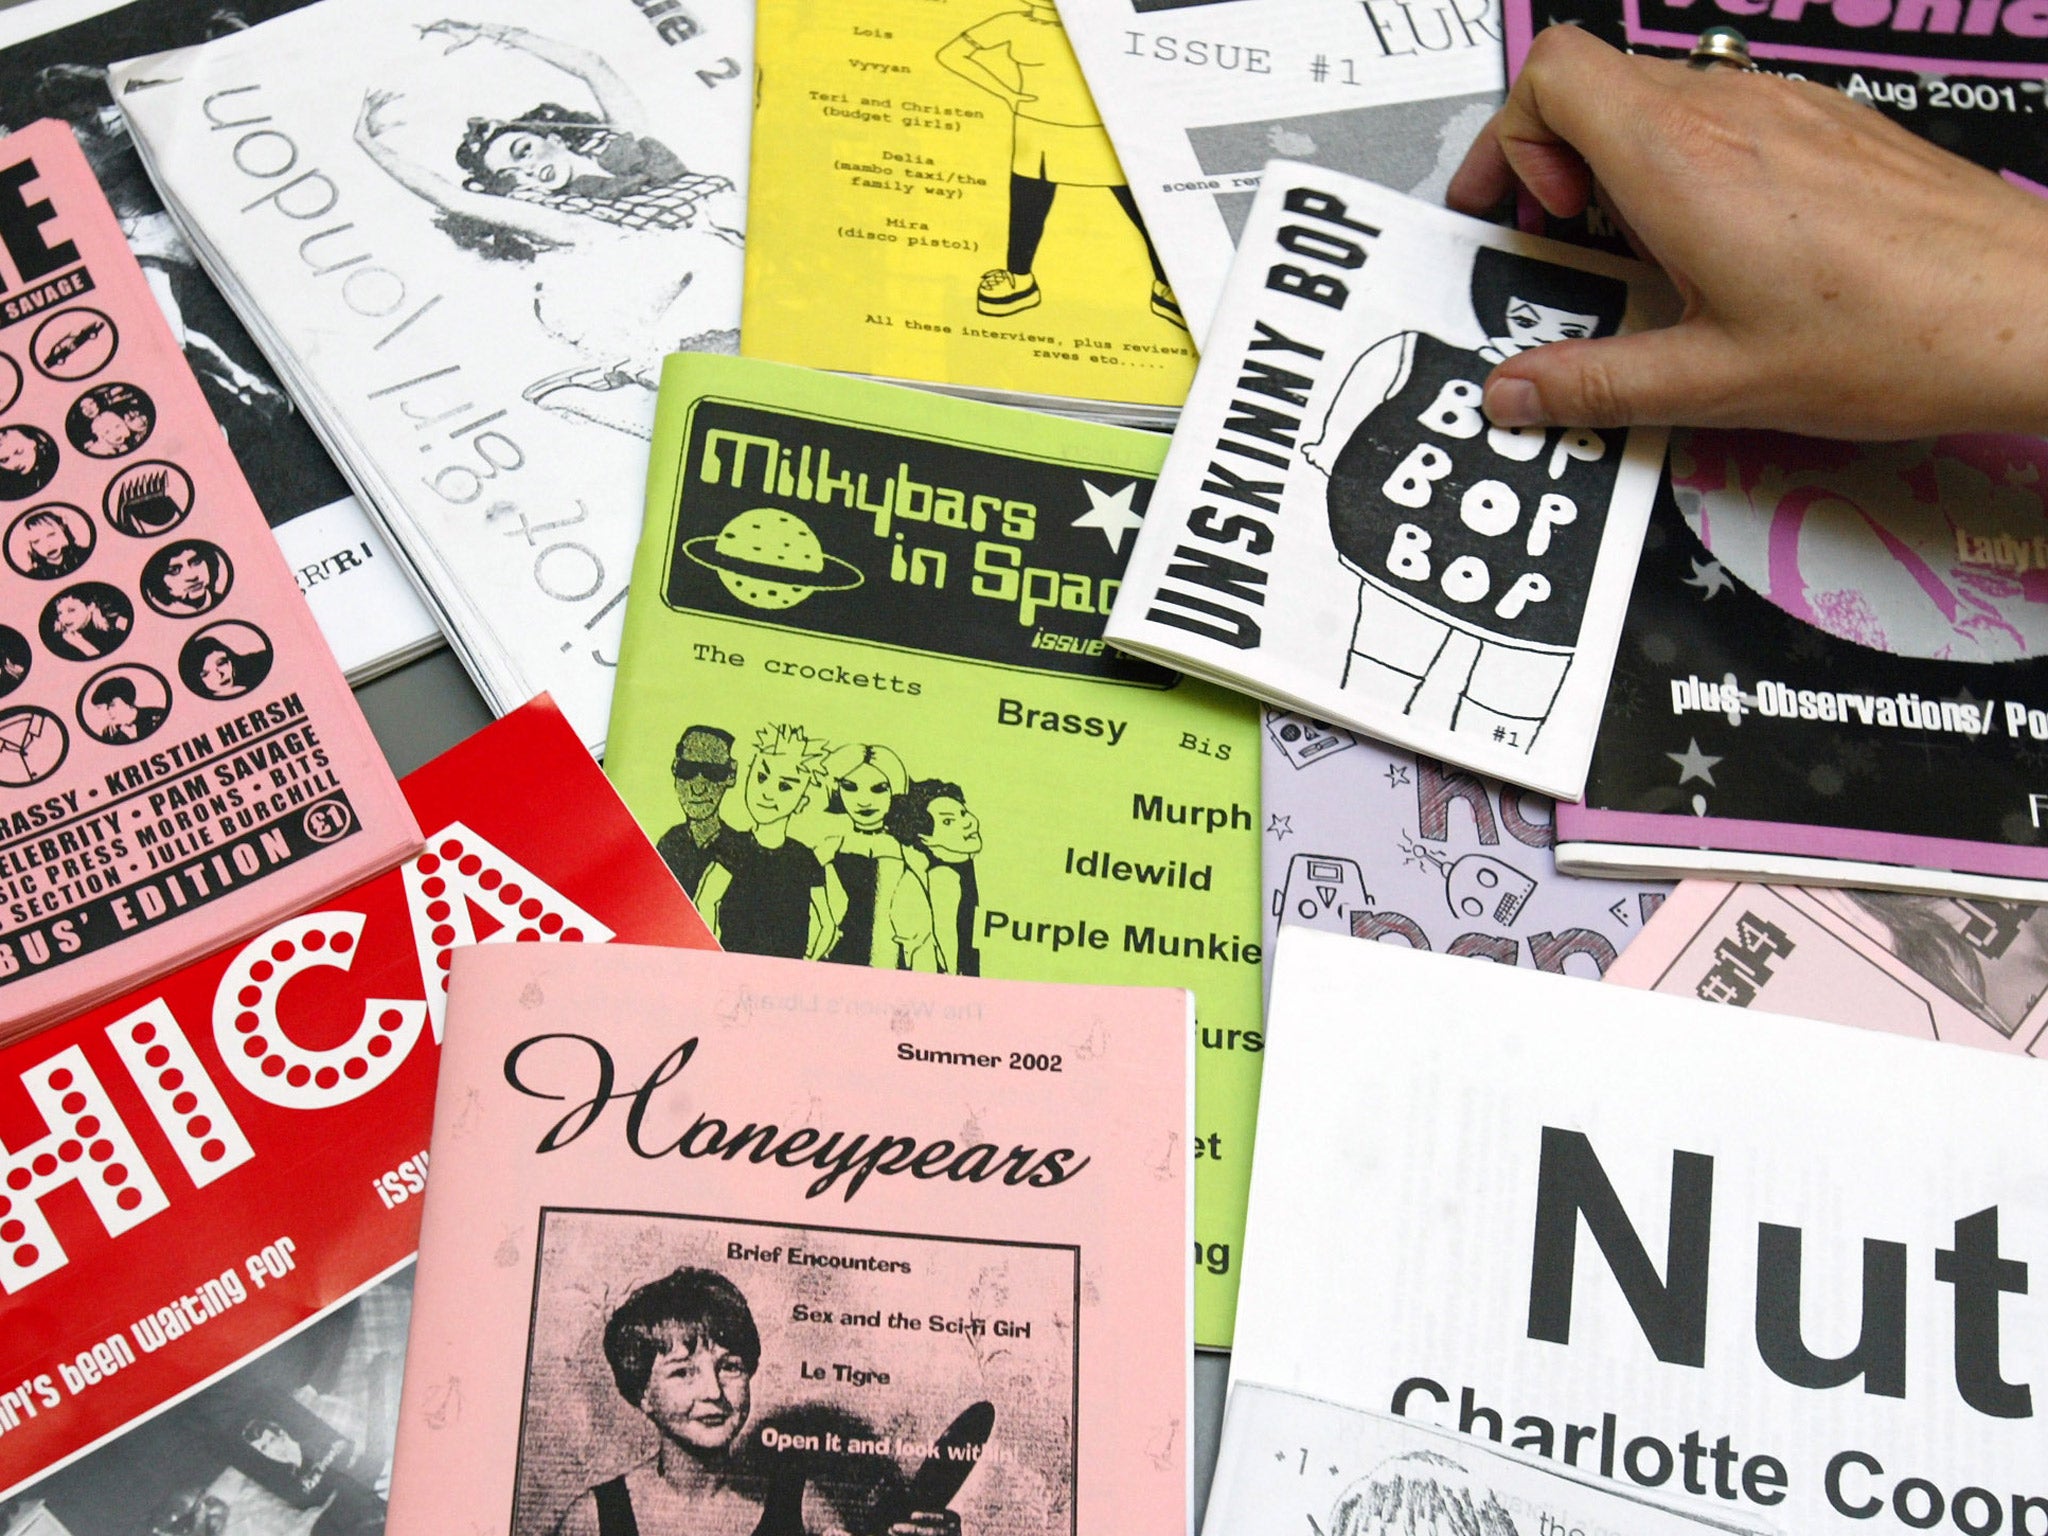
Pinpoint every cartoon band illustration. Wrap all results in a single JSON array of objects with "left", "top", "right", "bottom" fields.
[{"left": 657, "top": 723, "right": 985, "bottom": 974}]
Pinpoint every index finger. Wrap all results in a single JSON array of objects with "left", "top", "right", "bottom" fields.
[{"left": 1446, "top": 25, "right": 1653, "bottom": 218}]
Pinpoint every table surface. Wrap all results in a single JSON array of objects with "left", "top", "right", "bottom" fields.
[{"left": 352, "top": 647, "right": 1234, "bottom": 1522}]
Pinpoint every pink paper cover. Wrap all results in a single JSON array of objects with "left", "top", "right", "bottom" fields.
[
  {"left": 0, "top": 120, "right": 416, "bottom": 1037},
  {"left": 392, "top": 944, "right": 1192, "bottom": 1536}
]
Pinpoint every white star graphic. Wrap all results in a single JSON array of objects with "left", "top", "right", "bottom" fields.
[
  {"left": 1071, "top": 479, "right": 1145, "bottom": 554},
  {"left": 1684, "top": 559, "right": 1734, "bottom": 600},
  {"left": 1667, "top": 737, "right": 1724, "bottom": 787}
]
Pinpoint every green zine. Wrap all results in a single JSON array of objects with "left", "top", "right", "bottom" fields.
[{"left": 606, "top": 354, "right": 1262, "bottom": 1346}]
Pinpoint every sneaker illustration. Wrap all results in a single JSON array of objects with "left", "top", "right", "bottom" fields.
[{"left": 977, "top": 270, "right": 1042, "bottom": 317}]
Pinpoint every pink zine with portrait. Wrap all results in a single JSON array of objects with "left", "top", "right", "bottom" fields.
[
  {"left": 0, "top": 119, "right": 415, "bottom": 1039},
  {"left": 390, "top": 944, "right": 1193, "bottom": 1536}
]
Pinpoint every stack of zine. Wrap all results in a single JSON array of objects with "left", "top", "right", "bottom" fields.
[{"left": 110, "top": 0, "right": 757, "bottom": 752}]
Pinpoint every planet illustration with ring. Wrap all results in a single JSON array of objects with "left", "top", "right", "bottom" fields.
[{"left": 683, "top": 507, "right": 864, "bottom": 611}]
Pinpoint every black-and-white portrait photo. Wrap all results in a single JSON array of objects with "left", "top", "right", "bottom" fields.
[
  {"left": 180, "top": 621, "right": 275, "bottom": 700},
  {"left": 0, "top": 1269, "right": 412, "bottom": 1536},
  {"left": 141, "top": 538, "right": 235, "bottom": 617},
  {"left": 104, "top": 460, "right": 196, "bottom": 536},
  {"left": 5, "top": 502, "right": 96, "bottom": 580},
  {"left": 78, "top": 663, "right": 173, "bottom": 745},
  {"left": 66, "top": 380, "right": 157, "bottom": 458},
  {"left": 40, "top": 581, "right": 134, "bottom": 661},
  {"left": 32, "top": 304, "right": 119, "bottom": 381},
  {"left": 515, "top": 1212, "right": 1076, "bottom": 1536},
  {"left": 0, "top": 423, "right": 61, "bottom": 501}
]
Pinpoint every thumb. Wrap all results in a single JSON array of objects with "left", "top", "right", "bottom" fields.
[{"left": 1480, "top": 323, "right": 1748, "bottom": 430}]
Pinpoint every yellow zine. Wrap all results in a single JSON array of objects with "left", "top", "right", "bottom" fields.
[{"left": 744, "top": 0, "right": 1198, "bottom": 410}]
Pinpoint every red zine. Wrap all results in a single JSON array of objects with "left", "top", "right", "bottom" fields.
[{"left": 0, "top": 696, "right": 713, "bottom": 1504}]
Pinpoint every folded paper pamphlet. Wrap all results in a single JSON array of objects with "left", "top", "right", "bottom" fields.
[
  {"left": 1207, "top": 1384, "right": 1774, "bottom": 1536},
  {"left": 1557, "top": 434, "right": 2048, "bottom": 899},
  {"left": 1259, "top": 708, "right": 1666, "bottom": 994},
  {"left": 388, "top": 943, "right": 1193, "bottom": 1536},
  {"left": 111, "top": 0, "right": 756, "bottom": 750},
  {"left": 604, "top": 353, "right": 1262, "bottom": 1347},
  {"left": 743, "top": 0, "right": 1196, "bottom": 422},
  {"left": 0, "top": 0, "right": 439, "bottom": 684},
  {"left": 1059, "top": 0, "right": 1502, "bottom": 339},
  {"left": 0, "top": 119, "right": 415, "bottom": 1040},
  {"left": 1235, "top": 925, "right": 2048, "bottom": 1533},
  {"left": 0, "top": 696, "right": 714, "bottom": 1515},
  {"left": 1106, "top": 164, "right": 1673, "bottom": 799},
  {"left": 1611, "top": 876, "right": 2048, "bottom": 1057}
]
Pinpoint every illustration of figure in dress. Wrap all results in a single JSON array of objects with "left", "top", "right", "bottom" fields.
[
  {"left": 695, "top": 725, "right": 834, "bottom": 961},
  {"left": 936, "top": 1, "right": 1184, "bottom": 329},
  {"left": 1301, "top": 247, "right": 1630, "bottom": 754},
  {"left": 814, "top": 744, "right": 937, "bottom": 972},
  {"left": 353, "top": 19, "right": 745, "bottom": 439},
  {"left": 655, "top": 723, "right": 737, "bottom": 901},
  {"left": 889, "top": 780, "right": 984, "bottom": 976}
]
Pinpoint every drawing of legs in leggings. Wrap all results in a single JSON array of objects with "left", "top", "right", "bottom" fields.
[{"left": 937, "top": 2, "right": 1186, "bottom": 330}]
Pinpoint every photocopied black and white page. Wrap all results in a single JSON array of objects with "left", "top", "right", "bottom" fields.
[
  {"left": 110, "top": 0, "right": 754, "bottom": 749},
  {"left": 0, "top": 0, "right": 439, "bottom": 682},
  {"left": 1106, "top": 164, "right": 1672, "bottom": 800},
  {"left": 1207, "top": 1384, "right": 1775, "bottom": 1536},
  {"left": 1060, "top": 0, "right": 1502, "bottom": 340},
  {"left": 1231, "top": 924, "right": 2048, "bottom": 1534}
]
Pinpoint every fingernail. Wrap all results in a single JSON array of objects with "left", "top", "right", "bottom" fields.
[{"left": 1485, "top": 378, "right": 1544, "bottom": 428}]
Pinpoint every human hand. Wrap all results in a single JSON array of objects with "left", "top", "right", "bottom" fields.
[
  {"left": 1445, "top": 25, "right": 2048, "bottom": 440},
  {"left": 888, "top": 1511, "right": 962, "bottom": 1536}
]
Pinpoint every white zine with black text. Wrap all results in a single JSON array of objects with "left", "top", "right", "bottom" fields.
[
  {"left": 112, "top": 0, "right": 753, "bottom": 748},
  {"left": 1231, "top": 925, "right": 2048, "bottom": 1535},
  {"left": 1105, "top": 164, "right": 1671, "bottom": 799}
]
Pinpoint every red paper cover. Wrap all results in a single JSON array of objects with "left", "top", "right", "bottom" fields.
[{"left": 0, "top": 695, "right": 712, "bottom": 1506}]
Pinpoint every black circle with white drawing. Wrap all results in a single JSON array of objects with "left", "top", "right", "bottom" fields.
[
  {"left": 0, "top": 424, "right": 60, "bottom": 502},
  {"left": 103, "top": 460, "right": 195, "bottom": 537},
  {"left": 179, "top": 621, "right": 273, "bottom": 701},
  {"left": 0, "top": 625, "right": 29, "bottom": 700},
  {"left": 4, "top": 503, "right": 95, "bottom": 581},
  {"left": 77, "top": 663, "right": 172, "bottom": 747},
  {"left": 32, "top": 307, "right": 118, "bottom": 381},
  {"left": 140, "top": 539, "right": 235, "bottom": 619},
  {"left": 0, "top": 353, "right": 22, "bottom": 416},
  {"left": 0, "top": 705, "right": 67, "bottom": 787},
  {"left": 40, "top": 582, "right": 134, "bottom": 663},
  {"left": 66, "top": 382, "right": 157, "bottom": 459}
]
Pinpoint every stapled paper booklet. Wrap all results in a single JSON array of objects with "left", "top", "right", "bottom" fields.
[
  {"left": 1206, "top": 1384, "right": 1773, "bottom": 1536},
  {"left": 0, "top": 0, "right": 439, "bottom": 683},
  {"left": 1610, "top": 876, "right": 2048, "bottom": 1057},
  {"left": 388, "top": 943, "right": 1193, "bottom": 1536},
  {"left": 1234, "top": 925, "right": 2048, "bottom": 1533},
  {"left": 111, "top": 0, "right": 756, "bottom": 750},
  {"left": 1058, "top": 0, "right": 1502, "bottom": 340},
  {"left": 1556, "top": 435, "right": 2048, "bottom": 899},
  {"left": 1259, "top": 709, "right": 1666, "bottom": 992},
  {"left": 0, "top": 697, "right": 713, "bottom": 1519},
  {"left": 604, "top": 353, "right": 1261, "bottom": 1348},
  {"left": 0, "top": 119, "right": 414, "bottom": 1040},
  {"left": 742, "top": 0, "right": 1197, "bottom": 423},
  {"left": 1105, "top": 165, "right": 1673, "bottom": 799}
]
